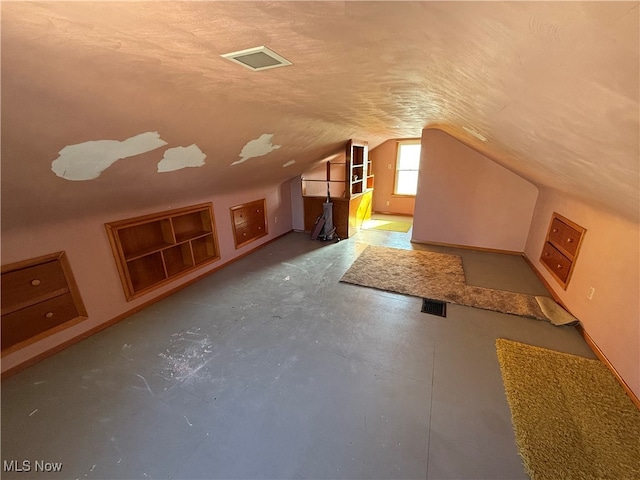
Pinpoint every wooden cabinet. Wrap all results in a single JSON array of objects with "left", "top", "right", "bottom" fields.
[
  {"left": 1, "top": 252, "right": 87, "bottom": 352},
  {"left": 540, "top": 212, "right": 586, "bottom": 289},
  {"left": 231, "top": 199, "right": 268, "bottom": 249},
  {"left": 301, "top": 139, "right": 372, "bottom": 238},
  {"left": 303, "top": 191, "right": 373, "bottom": 239},
  {"left": 106, "top": 203, "right": 220, "bottom": 300}
]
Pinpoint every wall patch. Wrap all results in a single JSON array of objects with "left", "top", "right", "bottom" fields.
[
  {"left": 232, "top": 134, "right": 281, "bottom": 165},
  {"left": 51, "top": 132, "right": 167, "bottom": 181},
  {"left": 157, "top": 144, "right": 206, "bottom": 173}
]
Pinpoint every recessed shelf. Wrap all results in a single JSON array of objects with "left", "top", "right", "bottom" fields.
[
  {"left": 127, "top": 252, "right": 166, "bottom": 292},
  {"left": 119, "top": 220, "right": 174, "bottom": 260},
  {"left": 172, "top": 210, "right": 213, "bottom": 243},
  {"left": 163, "top": 243, "right": 194, "bottom": 277},
  {"left": 192, "top": 234, "right": 217, "bottom": 264},
  {"left": 106, "top": 203, "right": 220, "bottom": 300}
]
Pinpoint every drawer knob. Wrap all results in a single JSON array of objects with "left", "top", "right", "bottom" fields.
[
  {"left": 557, "top": 264, "right": 562, "bottom": 269},
  {"left": 552, "top": 228, "right": 558, "bottom": 233},
  {"left": 567, "top": 238, "right": 573, "bottom": 243},
  {"left": 45, "top": 312, "right": 54, "bottom": 319},
  {"left": 31, "top": 279, "right": 41, "bottom": 286},
  {"left": 543, "top": 252, "right": 549, "bottom": 257}
]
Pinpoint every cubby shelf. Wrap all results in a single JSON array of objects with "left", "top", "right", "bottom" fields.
[{"left": 106, "top": 203, "right": 220, "bottom": 301}]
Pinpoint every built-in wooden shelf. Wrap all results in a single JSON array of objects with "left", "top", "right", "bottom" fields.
[
  {"left": 301, "top": 139, "right": 372, "bottom": 238},
  {"left": 106, "top": 203, "right": 220, "bottom": 300},
  {"left": 540, "top": 212, "right": 586, "bottom": 289},
  {"left": 1, "top": 251, "right": 87, "bottom": 353}
]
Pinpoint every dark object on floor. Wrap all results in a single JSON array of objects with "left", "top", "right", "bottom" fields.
[
  {"left": 422, "top": 298, "right": 447, "bottom": 317},
  {"left": 311, "top": 201, "right": 340, "bottom": 242},
  {"left": 310, "top": 215, "right": 325, "bottom": 240}
]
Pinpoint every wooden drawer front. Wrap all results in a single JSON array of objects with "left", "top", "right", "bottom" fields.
[
  {"left": 249, "top": 204, "right": 265, "bottom": 224},
  {"left": 541, "top": 242, "right": 571, "bottom": 283},
  {"left": 232, "top": 204, "right": 265, "bottom": 228},
  {"left": 1, "top": 293, "right": 78, "bottom": 350},
  {"left": 548, "top": 218, "right": 581, "bottom": 257},
  {"left": 232, "top": 207, "right": 250, "bottom": 227},
  {"left": 1, "top": 261, "right": 68, "bottom": 312},
  {"left": 231, "top": 200, "right": 267, "bottom": 248},
  {"left": 234, "top": 223, "right": 263, "bottom": 243}
]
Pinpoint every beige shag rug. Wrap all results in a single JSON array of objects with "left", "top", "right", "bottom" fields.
[
  {"left": 496, "top": 339, "right": 640, "bottom": 480},
  {"left": 340, "top": 245, "right": 549, "bottom": 320}
]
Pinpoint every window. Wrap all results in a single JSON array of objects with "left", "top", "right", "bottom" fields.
[{"left": 394, "top": 140, "right": 421, "bottom": 196}]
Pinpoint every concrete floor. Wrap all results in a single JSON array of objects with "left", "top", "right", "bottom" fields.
[{"left": 1, "top": 225, "right": 596, "bottom": 479}]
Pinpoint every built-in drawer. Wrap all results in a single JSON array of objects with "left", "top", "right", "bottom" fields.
[
  {"left": 233, "top": 223, "right": 264, "bottom": 243},
  {"left": 232, "top": 207, "right": 249, "bottom": 227},
  {"left": 232, "top": 204, "right": 265, "bottom": 226},
  {"left": 548, "top": 218, "right": 581, "bottom": 258},
  {"left": 540, "top": 212, "right": 586, "bottom": 289},
  {"left": 1, "top": 293, "right": 79, "bottom": 350},
  {"left": 541, "top": 242, "right": 571, "bottom": 283},
  {"left": 230, "top": 199, "right": 267, "bottom": 248},
  {"left": 1, "top": 260, "right": 68, "bottom": 313}
]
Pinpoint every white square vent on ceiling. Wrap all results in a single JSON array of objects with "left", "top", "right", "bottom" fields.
[{"left": 221, "top": 46, "right": 292, "bottom": 71}]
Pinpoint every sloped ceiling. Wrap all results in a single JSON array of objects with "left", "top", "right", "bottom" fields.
[{"left": 1, "top": 1, "right": 638, "bottom": 230}]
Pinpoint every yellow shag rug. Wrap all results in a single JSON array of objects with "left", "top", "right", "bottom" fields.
[
  {"left": 496, "top": 339, "right": 640, "bottom": 480},
  {"left": 362, "top": 219, "right": 412, "bottom": 233}
]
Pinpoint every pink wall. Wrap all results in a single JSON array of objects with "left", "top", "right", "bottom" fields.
[
  {"left": 1, "top": 182, "right": 294, "bottom": 375},
  {"left": 369, "top": 140, "right": 416, "bottom": 216},
  {"left": 412, "top": 128, "right": 538, "bottom": 252},
  {"left": 525, "top": 188, "right": 640, "bottom": 398}
]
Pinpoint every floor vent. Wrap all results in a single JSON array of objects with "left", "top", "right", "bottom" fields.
[{"left": 421, "top": 298, "right": 447, "bottom": 317}]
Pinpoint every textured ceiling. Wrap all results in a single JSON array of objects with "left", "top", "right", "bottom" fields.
[{"left": 1, "top": 1, "right": 638, "bottom": 229}]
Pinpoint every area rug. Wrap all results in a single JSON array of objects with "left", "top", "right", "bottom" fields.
[
  {"left": 362, "top": 219, "right": 412, "bottom": 233},
  {"left": 340, "top": 245, "right": 549, "bottom": 321},
  {"left": 535, "top": 295, "right": 579, "bottom": 326},
  {"left": 496, "top": 339, "right": 640, "bottom": 480}
]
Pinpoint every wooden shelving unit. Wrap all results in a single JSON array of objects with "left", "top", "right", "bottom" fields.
[
  {"left": 366, "top": 151, "right": 374, "bottom": 190},
  {"left": 348, "top": 140, "right": 368, "bottom": 195},
  {"left": 106, "top": 203, "right": 220, "bottom": 300},
  {"left": 301, "top": 139, "right": 372, "bottom": 238}
]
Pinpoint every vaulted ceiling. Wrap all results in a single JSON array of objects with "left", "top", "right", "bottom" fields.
[{"left": 2, "top": 1, "right": 638, "bottom": 230}]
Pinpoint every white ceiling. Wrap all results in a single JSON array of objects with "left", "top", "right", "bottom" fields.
[{"left": 1, "top": 1, "right": 638, "bottom": 228}]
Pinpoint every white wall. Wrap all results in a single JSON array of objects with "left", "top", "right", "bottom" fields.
[
  {"left": 412, "top": 128, "right": 538, "bottom": 252},
  {"left": 525, "top": 188, "right": 640, "bottom": 398}
]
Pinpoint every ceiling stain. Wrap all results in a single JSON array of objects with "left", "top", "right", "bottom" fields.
[
  {"left": 157, "top": 144, "right": 206, "bottom": 173},
  {"left": 232, "top": 134, "right": 282, "bottom": 166},
  {"left": 50, "top": 132, "right": 167, "bottom": 181},
  {"left": 2, "top": 1, "right": 638, "bottom": 227}
]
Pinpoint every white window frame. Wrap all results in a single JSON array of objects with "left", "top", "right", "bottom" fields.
[{"left": 393, "top": 139, "right": 421, "bottom": 196}]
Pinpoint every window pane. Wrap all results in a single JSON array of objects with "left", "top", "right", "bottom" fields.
[
  {"left": 396, "top": 171, "right": 418, "bottom": 195},
  {"left": 397, "top": 144, "right": 421, "bottom": 170}
]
